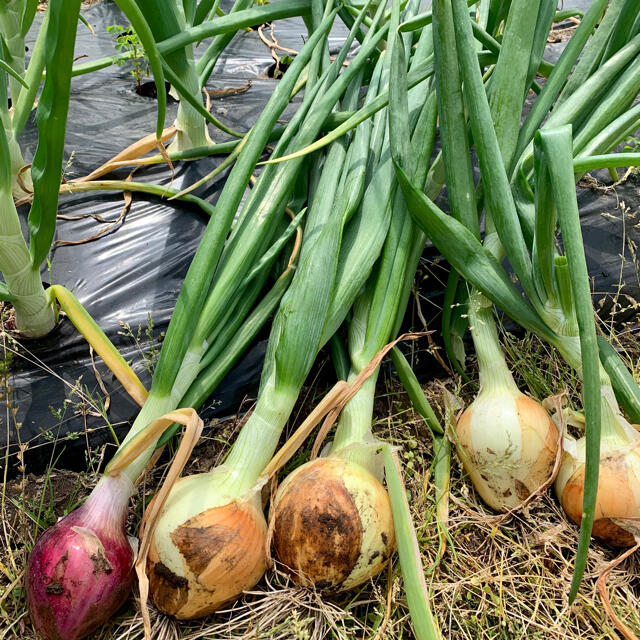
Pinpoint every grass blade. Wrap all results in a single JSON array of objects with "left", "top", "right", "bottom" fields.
[{"left": 383, "top": 446, "right": 442, "bottom": 640}]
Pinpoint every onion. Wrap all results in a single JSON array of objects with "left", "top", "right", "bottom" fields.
[
  {"left": 555, "top": 386, "right": 640, "bottom": 546},
  {"left": 26, "top": 475, "right": 136, "bottom": 640},
  {"left": 454, "top": 292, "right": 559, "bottom": 512},
  {"left": 456, "top": 388, "right": 559, "bottom": 511},
  {"left": 146, "top": 469, "right": 267, "bottom": 619},
  {"left": 271, "top": 455, "right": 395, "bottom": 590}
]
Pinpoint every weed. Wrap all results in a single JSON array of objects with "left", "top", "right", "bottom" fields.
[
  {"left": 107, "top": 24, "right": 148, "bottom": 92},
  {"left": 118, "top": 314, "right": 163, "bottom": 377}
]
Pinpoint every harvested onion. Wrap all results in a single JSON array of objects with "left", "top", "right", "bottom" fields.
[
  {"left": 456, "top": 388, "right": 559, "bottom": 511},
  {"left": 555, "top": 385, "right": 640, "bottom": 546},
  {"left": 146, "top": 469, "right": 267, "bottom": 619},
  {"left": 272, "top": 453, "right": 395, "bottom": 591},
  {"left": 454, "top": 294, "right": 558, "bottom": 512},
  {"left": 26, "top": 475, "right": 136, "bottom": 640}
]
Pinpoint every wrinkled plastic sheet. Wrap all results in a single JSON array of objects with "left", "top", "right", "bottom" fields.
[
  {"left": 3, "top": 1, "right": 639, "bottom": 477},
  {"left": 3, "top": 1, "right": 347, "bottom": 476}
]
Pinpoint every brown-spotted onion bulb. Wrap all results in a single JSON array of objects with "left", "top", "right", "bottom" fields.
[
  {"left": 146, "top": 468, "right": 267, "bottom": 619},
  {"left": 271, "top": 429, "right": 395, "bottom": 591},
  {"left": 555, "top": 385, "right": 640, "bottom": 546},
  {"left": 455, "top": 295, "right": 559, "bottom": 512}
]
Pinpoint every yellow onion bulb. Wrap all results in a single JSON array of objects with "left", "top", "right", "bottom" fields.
[
  {"left": 555, "top": 413, "right": 640, "bottom": 548},
  {"left": 455, "top": 389, "right": 559, "bottom": 512},
  {"left": 146, "top": 470, "right": 267, "bottom": 619},
  {"left": 271, "top": 456, "right": 395, "bottom": 591}
]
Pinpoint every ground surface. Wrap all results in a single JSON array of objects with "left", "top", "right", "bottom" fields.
[{"left": 2, "top": 319, "right": 640, "bottom": 639}]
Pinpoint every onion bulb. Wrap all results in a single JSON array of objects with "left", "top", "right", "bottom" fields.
[
  {"left": 26, "top": 475, "right": 136, "bottom": 640},
  {"left": 555, "top": 386, "right": 640, "bottom": 546},
  {"left": 271, "top": 456, "right": 395, "bottom": 591},
  {"left": 146, "top": 468, "right": 267, "bottom": 619},
  {"left": 455, "top": 387, "right": 559, "bottom": 512},
  {"left": 456, "top": 294, "right": 559, "bottom": 512}
]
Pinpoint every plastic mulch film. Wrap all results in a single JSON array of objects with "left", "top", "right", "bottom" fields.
[{"left": 3, "top": 1, "right": 639, "bottom": 477}]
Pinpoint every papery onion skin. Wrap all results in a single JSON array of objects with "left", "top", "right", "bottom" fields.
[
  {"left": 147, "top": 472, "right": 267, "bottom": 620},
  {"left": 556, "top": 447, "right": 640, "bottom": 547},
  {"left": 455, "top": 392, "right": 558, "bottom": 512},
  {"left": 26, "top": 476, "right": 135, "bottom": 640},
  {"left": 271, "top": 457, "right": 395, "bottom": 591}
]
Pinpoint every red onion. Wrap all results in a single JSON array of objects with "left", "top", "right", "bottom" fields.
[{"left": 26, "top": 474, "right": 136, "bottom": 640}]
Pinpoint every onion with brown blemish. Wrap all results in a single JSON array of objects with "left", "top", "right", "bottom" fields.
[
  {"left": 146, "top": 468, "right": 267, "bottom": 619},
  {"left": 455, "top": 388, "right": 559, "bottom": 511},
  {"left": 454, "top": 292, "right": 559, "bottom": 512},
  {"left": 555, "top": 385, "right": 640, "bottom": 547},
  {"left": 271, "top": 448, "right": 395, "bottom": 591}
]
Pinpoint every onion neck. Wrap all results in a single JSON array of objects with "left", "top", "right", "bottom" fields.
[
  {"left": 111, "top": 342, "right": 208, "bottom": 483},
  {"left": 600, "top": 383, "right": 639, "bottom": 449},
  {"left": 0, "top": 2, "right": 25, "bottom": 106},
  {"left": 112, "top": 394, "right": 177, "bottom": 484},
  {"left": 554, "top": 337, "right": 636, "bottom": 449},
  {"left": 223, "top": 377, "right": 300, "bottom": 496},
  {"left": 332, "top": 374, "right": 376, "bottom": 450},
  {"left": 79, "top": 474, "right": 134, "bottom": 535},
  {"left": 328, "top": 374, "right": 381, "bottom": 477},
  {"left": 0, "top": 188, "right": 55, "bottom": 337},
  {"left": 468, "top": 290, "right": 519, "bottom": 397},
  {"left": 168, "top": 53, "right": 212, "bottom": 152}
]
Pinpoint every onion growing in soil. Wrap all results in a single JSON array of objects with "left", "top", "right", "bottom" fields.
[
  {"left": 26, "top": 475, "right": 136, "bottom": 640},
  {"left": 555, "top": 385, "right": 640, "bottom": 547},
  {"left": 272, "top": 454, "right": 395, "bottom": 591},
  {"left": 454, "top": 294, "right": 559, "bottom": 512}
]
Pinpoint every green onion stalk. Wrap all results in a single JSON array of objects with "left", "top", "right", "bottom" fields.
[
  {"left": 25, "top": 8, "right": 354, "bottom": 638},
  {"left": 429, "top": 0, "right": 559, "bottom": 513},
  {"left": 21, "top": 3, "right": 154, "bottom": 638},
  {"left": 271, "top": 23, "right": 448, "bottom": 638},
  {"left": 534, "top": 130, "right": 640, "bottom": 550},
  {"left": 0, "top": 2, "right": 75, "bottom": 338},
  {"left": 132, "top": 0, "right": 213, "bottom": 151},
  {"left": 270, "top": 11, "right": 439, "bottom": 591},
  {"left": 0, "top": 179, "right": 55, "bottom": 337},
  {"left": 0, "top": 0, "right": 48, "bottom": 196},
  {"left": 395, "top": 0, "right": 640, "bottom": 598},
  {"left": 144, "top": 5, "right": 408, "bottom": 618},
  {"left": 492, "top": 0, "right": 640, "bottom": 550}
]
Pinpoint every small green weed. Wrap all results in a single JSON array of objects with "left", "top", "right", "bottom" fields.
[{"left": 107, "top": 24, "right": 148, "bottom": 92}]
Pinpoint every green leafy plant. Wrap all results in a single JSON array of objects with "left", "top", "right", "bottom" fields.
[{"left": 107, "top": 23, "right": 149, "bottom": 92}]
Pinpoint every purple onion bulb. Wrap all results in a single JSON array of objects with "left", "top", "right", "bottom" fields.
[{"left": 26, "top": 474, "right": 136, "bottom": 640}]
